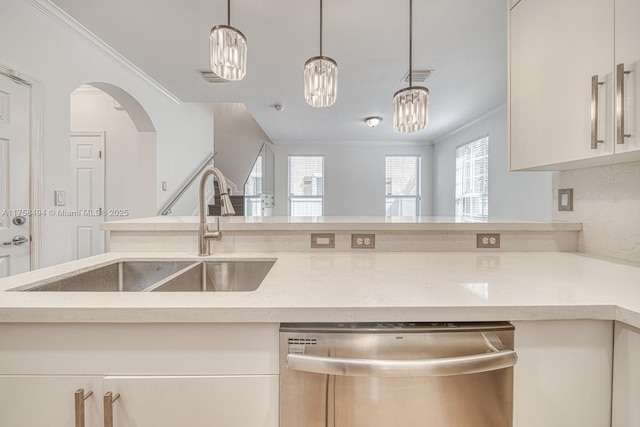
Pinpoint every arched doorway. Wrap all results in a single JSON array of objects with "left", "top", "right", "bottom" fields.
[{"left": 69, "top": 83, "right": 157, "bottom": 259}]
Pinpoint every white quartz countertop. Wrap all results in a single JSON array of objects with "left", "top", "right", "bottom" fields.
[
  {"left": 0, "top": 251, "right": 639, "bottom": 327},
  {"left": 101, "top": 216, "right": 583, "bottom": 232}
]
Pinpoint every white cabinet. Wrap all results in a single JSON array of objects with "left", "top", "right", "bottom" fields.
[
  {"left": 612, "top": 322, "right": 640, "bottom": 427},
  {"left": 0, "top": 375, "right": 278, "bottom": 427},
  {"left": 0, "top": 376, "right": 103, "bottom": 427},
  {"left": 0, "top": 323, "right": 279, "bottom": 427},
  {"left": 509, "top": 0, "right": 640, "bottom": 170},
  {"left": 614, "top": 0, "right": 640, "bottom": 154},
  {"left": 104, "top": 375, "right": 278, "bottom": 427},
  {"left": 511, "top": 320, "right": 613, "bottom": 427}
]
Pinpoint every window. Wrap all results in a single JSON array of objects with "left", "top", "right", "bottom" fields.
[
  {"left": 244, "top": 155, "right": 262, "bottom": 216},
  {"left": 385, "top": 155, "right": 420, "bottom": 217},
  {"left": 288, "top": 155, "right": 324, "bottom": 216},
  {"left": 455, "top": 136, "right": 489, "bottom": 219}
]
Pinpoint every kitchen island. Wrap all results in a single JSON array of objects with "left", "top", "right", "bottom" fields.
[
  {"left": 0, "top": 217, "right": 638, "bottom": 427},
  {"left": 0, "top": 250, "right": 638, "bottom": 327}
]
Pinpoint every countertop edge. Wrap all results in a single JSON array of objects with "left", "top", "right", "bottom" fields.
[
  {"left": 101, "top": 217, "right": 584, "bottom": 232},
  {"left": 0, "top": 305, "right": 624, "bottom": 327}
]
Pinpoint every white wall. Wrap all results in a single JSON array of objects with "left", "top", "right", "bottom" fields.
[
  {"left": 434, "top": 106, "right": 552, "bottom": 219},
  {"left": 70, "top": 87, "right": 156, "bottom": 220},
  {"left": 0, "top": 0, "right": 214, "bottom": 267},
  {"left": 553, "top": 162, "right": 640, "bottom": 263},
  {"left": 214, "top": 103, "right": 273, "bottom": 190},
  {"left": 272, "top": 143, "right": 434, "bottom": 216}
]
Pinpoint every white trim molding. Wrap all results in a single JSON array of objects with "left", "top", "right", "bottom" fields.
[
  {"left": 0, "top": 66, "right": 44, "bottom": 270},
  {"left": 26, "top": 0, "right": 181, "bottom": 105}
]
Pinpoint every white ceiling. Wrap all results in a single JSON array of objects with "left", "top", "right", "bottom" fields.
[{"left": 50, "top": 0, "right": 508, "bottom": 144}]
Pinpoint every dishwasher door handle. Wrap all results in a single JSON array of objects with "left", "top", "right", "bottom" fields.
[{"left": 286, "top": 349, "right": 517, "bottom": 377}]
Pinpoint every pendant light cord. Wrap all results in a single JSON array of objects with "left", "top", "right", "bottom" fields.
[
  {"left": 409, "top": 0, "right": 413, "bottom": 88},
  {"left": 227, "top": 0, "right": 231, "bottom": 25},
  {"left": 320, "top": 0, "right": 323, "bottom": 56}
]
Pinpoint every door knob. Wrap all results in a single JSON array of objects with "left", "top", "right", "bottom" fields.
[
  {"left": 2, "top": 235, "right": 29, "bottom": 246},
  {"left": 12, "top": 216, "right": 26, "bottom": 226}
]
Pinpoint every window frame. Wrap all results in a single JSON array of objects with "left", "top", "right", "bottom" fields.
[
  {"left": 243, "top": 154, "right": 263, "bottom": 216},
  {"left": 287, "top": 155, "right": 325, "bottom": 217},
  {"left": 455, "top": 135, "right": 489, "bottom": 220},
  {"left": 384, "top": 154, "right": 421, "bottom": 217}
]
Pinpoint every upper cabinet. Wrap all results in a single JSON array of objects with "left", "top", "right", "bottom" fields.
[{"left": 509, "top": 0, "right": 640, "bottom": 170}]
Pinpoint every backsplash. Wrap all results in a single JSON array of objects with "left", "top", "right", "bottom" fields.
[{"left": 553, "top": 161, "right": 640, "bottom": 264}]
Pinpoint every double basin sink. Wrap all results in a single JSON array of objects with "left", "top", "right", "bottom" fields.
[{"left": 14, "top": 259, "right": 276, "bottom": 292}]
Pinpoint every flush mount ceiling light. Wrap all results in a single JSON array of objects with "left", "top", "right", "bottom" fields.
[
  {"left": 393, "top": 0, "right": 429, "bottom": 133},
  {"left": 304, "top": 0, "right": 337, "bottom": 108},
  {"left": 210, "top": 0, "right": 247, "bottom": 81},
  {"left": 365, "top": 117, "right": 382, "bottom": 128}
]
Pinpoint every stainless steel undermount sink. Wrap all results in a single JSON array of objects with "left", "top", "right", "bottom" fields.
[{"left": 14, "top": 259, "right": 275, "bottom": 293}]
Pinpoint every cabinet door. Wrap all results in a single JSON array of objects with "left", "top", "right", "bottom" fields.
[
  {"left": 103, "top": 375, "right": 278, "bottom": 427},
  {"left": 614, "top": 0, "right": 640, "bottom": 153},
  {"left": 509, "top": 0, "right": 614, "bottom": 170},
  {"left": 612, "top": 322, "right": 640, "bottom": 427},
  {"left": 511, "top": 320, "right": 613, "bottom": 427},
  {"left": 0, "top": 375, "right": 103, "bottom": 427}
]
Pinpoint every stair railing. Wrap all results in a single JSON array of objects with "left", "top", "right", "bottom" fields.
[{"left": 158, "top": 152, "right": 215, "bottom": 216}]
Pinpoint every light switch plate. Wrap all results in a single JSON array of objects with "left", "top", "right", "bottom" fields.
[
  {"left": 311, "top": 233, "right": 335, "bottom": 249},
  {"left": 54, "top": 190, "right": 65, "bottom": 206},
  {"left": 558, "top": 188, "right": 573, "bottom": 211}
]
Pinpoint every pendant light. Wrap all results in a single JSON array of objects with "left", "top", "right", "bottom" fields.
[
  {"left": 210, "top": 0, "right": 247, "bottom": 81},
  {"left": 304, "top": 0, "right": 337, "bottom": 108},
  {"left": 393, "top": 0, "right": 429, "bottom": 133}
]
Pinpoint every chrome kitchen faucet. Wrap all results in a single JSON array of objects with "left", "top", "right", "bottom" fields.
[{"left": 198, "top": 167, "right": 235, "bottom": 256}]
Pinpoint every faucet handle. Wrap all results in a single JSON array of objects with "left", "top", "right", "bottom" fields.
[{"left": 205, "top": 217, "right": 222, "bottom": 241}]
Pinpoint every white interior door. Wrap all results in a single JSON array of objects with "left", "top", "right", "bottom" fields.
[
  {"left": 70, "top": 132, "right": 105, "bottom": 260},
  {"left": 0, "top": 73, "right": 31, "bottom": 277}
]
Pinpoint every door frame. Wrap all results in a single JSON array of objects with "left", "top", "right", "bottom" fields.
[{"left": 0, "top": 65, "right": 44, "bottom": 270}]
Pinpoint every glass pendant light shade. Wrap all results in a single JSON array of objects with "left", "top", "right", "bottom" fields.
[
  {"left": 210, "top": 24, "right": 247, "bottom": 81},
  {"left": 304, "top": 56, "right": 338, "bottom": 108},
  {"left": 393, "top": 86, "right": 429, "bottom": 133},
  {"left": 393, "top": 0, "right": 428, "bottom": 133}
]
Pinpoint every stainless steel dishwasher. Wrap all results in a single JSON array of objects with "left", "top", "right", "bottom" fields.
[{"left": 279, "top": 322, "right": 517, "bottom": 427}]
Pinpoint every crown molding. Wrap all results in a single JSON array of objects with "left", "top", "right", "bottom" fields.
[
  {"left": 26, "top": 0, "right": 181, "bottom": 105},
  {"left": 434, "top": 103, "right": 506, "bottom": 144}
]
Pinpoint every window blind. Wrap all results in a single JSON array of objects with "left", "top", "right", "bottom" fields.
[
  {"left": 288, "top": 156, "right": 324, "bottom": 216},
  {"left": 455, "top": 136, "right": 489, "bottom": 219},
  {"left": 385, "top": 155, "right": 420, "bottom": 217}
]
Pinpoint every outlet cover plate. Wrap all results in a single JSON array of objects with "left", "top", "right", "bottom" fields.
[
  {"left": 476, "top": 233, "right": 500, "bottom": 249},
  {"left": 351, "top": 234, "right": 375, "bottom": 249},
  {"left": 558, "top": 188, "right": 573, "bottom": 211},
  {"left": 311, "top": 233, "right": 335, "bottom": 249}
]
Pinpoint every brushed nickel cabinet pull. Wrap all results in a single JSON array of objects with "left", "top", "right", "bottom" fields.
[
  {"left": 591, "top": 75, "right": 605, "bottom": 149},
  {"left": 616, "top": 63, "right": 632, "bottom": 144},
  {"left": 74, "top": 389, "right": 93, "bottom": 427},
  {"left": 103, "top": 391, "right": 120, "bottom": 427}
]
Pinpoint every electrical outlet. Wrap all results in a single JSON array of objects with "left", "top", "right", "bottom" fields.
[
  {"left": 351, "top": 234, "right": 375, "bottom": 249},
  {"left": 476, "top": 233, "right": 500, "bottom": 249}
]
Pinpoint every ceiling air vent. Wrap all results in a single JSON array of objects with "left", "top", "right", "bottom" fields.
[
  {"left": 401, "top": 69, "right": 435, "bottom": 83},
  {"left": 200, "top": 70, "right": 229, "bottom": 83}
]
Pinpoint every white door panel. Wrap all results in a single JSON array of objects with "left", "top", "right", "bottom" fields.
[
  {"left": 615, "top": 0, "right": 640, "bottom": 153},
  {"left": 0, "top": 376, "right": 104, "bottom": 427},
  {"left": 70, "top": 132, "right": 105, "bottom": 260},
  {"left": 0, "top": 73, "right": 31, "bottom": 276},
  {"left": 103, "top": 375, "right": 279, "bottom": 427}
]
